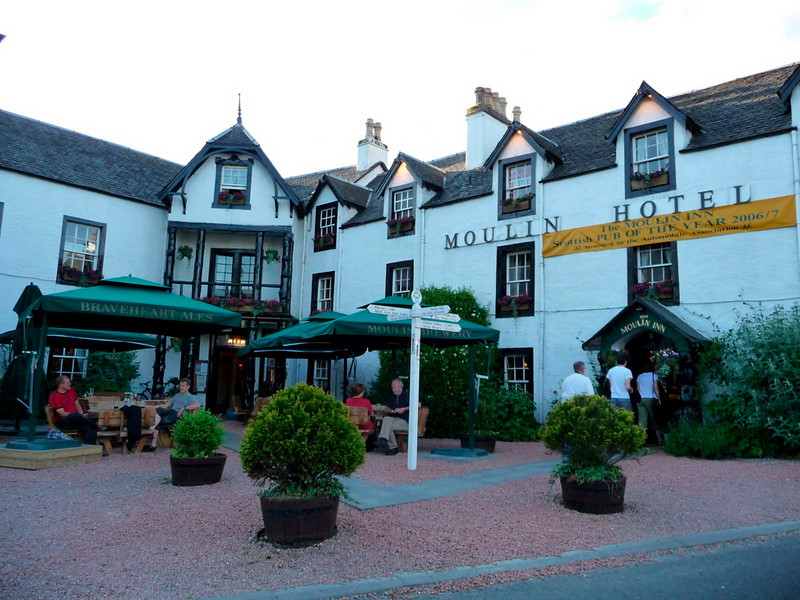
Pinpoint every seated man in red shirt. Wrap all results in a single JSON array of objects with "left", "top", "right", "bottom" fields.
[{"left": 48, "top": 375, "right": 96, "bottom": 445}]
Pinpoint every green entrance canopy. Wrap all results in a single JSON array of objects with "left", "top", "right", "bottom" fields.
[{"left": 22, "top": 276, "right": 242, "bottom": 336}]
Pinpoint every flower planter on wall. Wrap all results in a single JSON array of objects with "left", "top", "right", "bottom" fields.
[
  {"left": 501, "top": 199, "right": 531, "bottom": 214},
  {"left": 630, "top": 173, "right": 669, "bottom": 190},
  {"left": 500, "top": 302, "right": 530, "bottom": 312},
  {"left": 314, "top": 237, "right": 335, "bottom": 251}
]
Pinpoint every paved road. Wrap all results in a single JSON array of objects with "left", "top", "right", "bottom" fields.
[{"left": 415, "top": 533, "right": 800, "bottom": 600}]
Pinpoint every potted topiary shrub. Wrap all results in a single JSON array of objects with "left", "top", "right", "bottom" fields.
[
  {"left": 170, "top": 409, "right": 227, "bottom": 487},
  {"left": 540, "top": 394, "right": 646, "bottom": 514},
  {"left": 239, "top": 384, "right": 365, "bottom": 546}
]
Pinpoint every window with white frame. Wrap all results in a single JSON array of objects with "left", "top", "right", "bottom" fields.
[
  {"left": 385, "top": 260, "right": 413, "bottom": 297},
  {"left": 316, "top": 276, "right": 333, "bottom": 311},
  {"left": 48, "top": 347, "right": 88, "bottom": 380},
  {"left": 318, "top": 206, "right": 336, "bottom": 236},
  {"left": 501, "top": 349, "right": 533, "bottom": 394},
  {"left": 632, "top": 129, "right": 668, "bottom": 177},
  {"left": 637, "top": 243, "right": 672, "bottom": 283},
  {"left": 311, "top": 359, "right": 330, "bottom": 391},
  {"left": 504, "top": 160, "right": 532, "bottom": 201},
  {"left": 221, "top": 165, "right": 247, "bottom": 189},
  {"left": 62, "top": 221, "right": 101, "bottom": 272},
  {"left": 392, "top": 188, "right": 414, "bottom": 219},
  {"left": 506, "top": 251, "right": 531, "bottom": 296},
  {"left": 311, "top": 271, "right": 335, "bottom": 314}
]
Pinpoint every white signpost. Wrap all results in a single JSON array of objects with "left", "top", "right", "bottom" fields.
[{"left": 367, "top": 290, "right": 461, "bottom": 470}]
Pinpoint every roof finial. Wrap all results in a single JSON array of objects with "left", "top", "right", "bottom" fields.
[{"left": 237, "top": 93, "right": 242, "bottom": 125}]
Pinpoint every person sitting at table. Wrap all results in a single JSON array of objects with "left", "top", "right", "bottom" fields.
[
  {"left": 48, "top": 375, "right": 96, "bottom": 446},
  {"left": 142, "top": 377, "right": 200, "bottom": 452},
  {"left": 375, "top": 378, "right": 409, "bottom": 456},
  {"left": 346, "top": 382, "right": 374, "bottom": 448}
]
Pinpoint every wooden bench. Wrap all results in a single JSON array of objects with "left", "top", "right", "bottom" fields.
[
  {"left": 394, "top": 406, "right": 430, "bottom": 453},
  {"left": 96, "top": 407, "right": 156, "bottom": 454},
  {"left": 347, "top": 405, "right": 372, "bottom": 443},
  {"left": 45, "top": 398, "right": 90, "bottom": 442}
]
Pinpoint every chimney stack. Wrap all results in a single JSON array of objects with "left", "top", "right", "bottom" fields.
[
  {"left": 358, "top": 117, "right": 388, "bottom": 171},
  {"left": 466, "top": 86, "right": 513, "bottom": 168}
]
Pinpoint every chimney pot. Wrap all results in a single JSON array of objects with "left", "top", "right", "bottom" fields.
[
  {"left": 365, "top": 118, "right": 374, "bottom": 140},
  {"left": 492, "top": 92, "right": 500, "bottom": 112},
  {"left": 483, "top": 87, "right": 493, "bottom": 106},
  {"left": 512, "top": 106, "right": 521, "bottom": 122},
  {"left": 474, "top": 87, "right": 485, "bottom": 105},
  {"left": 374, "top": 122, "right": 382, "bottom": 142},
  {"left": 499, "top": 97, "right": 507, "bottom": 117}
]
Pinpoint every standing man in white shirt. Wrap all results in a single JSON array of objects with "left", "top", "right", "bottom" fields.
[
  {"left": 560, "top": 361, "right": 594, "bottom": 401},
  {"left": 606, "top": 354, "right": 634, "bottom": 411}
]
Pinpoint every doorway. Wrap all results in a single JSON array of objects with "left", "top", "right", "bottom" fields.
[{"left": 207, "top": 347, "right": 246, "bottom": 415}]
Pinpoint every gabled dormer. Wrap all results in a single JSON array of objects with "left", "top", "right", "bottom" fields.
[
  {"left": 606, "top": 81, "right": 702, "bottom": 199},
  {"left": 159, "top": 116, "right": 300, "bottom": 217},
  {"left": 373, "top": 152, "right": 445, "bottom": 238},
  {"left": 483, "top": 121, "right": 563, "bottom": 220},
  {"left": 306, "top": 175, "right": 370, "bottom": 252}
]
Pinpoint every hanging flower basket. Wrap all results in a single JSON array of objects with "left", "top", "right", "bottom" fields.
[
  {"left": 177, "top": 245, "right": 193, "bottom": 261},
  {"left": 262, "top": 248, "right": 281, "bottom": 264}
]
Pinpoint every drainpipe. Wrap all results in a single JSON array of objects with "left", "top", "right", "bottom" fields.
[
  {"left": 792, "top": 130, "right": 800, "bottom": 272},
  {"left": 295, "top": 208, "right": 312, "bottom": 386},
  {"left": 418, "top": 198, "right": 426, "bottom": 288},
  {"left": 535, "top": 164, "right": 547, "bottom": 424}
]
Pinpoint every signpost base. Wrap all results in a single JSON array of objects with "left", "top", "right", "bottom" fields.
[{"left": 430, "top": 447, "right": 488, "bottom": 458}]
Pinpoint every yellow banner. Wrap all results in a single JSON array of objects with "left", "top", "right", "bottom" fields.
[{"left": 542, "top": 195, "right": 797, "bottom": 258}]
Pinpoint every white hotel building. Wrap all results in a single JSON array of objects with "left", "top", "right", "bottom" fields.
[{"left": 1, "top": 62, "right": 798, "bottom": 422}]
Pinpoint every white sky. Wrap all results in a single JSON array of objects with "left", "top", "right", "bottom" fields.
[{"left": 2, "top": 0, "right": 798, "bottom": 177}]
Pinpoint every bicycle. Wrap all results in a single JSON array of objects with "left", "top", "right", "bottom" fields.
[{"left": 135, "top": 381, "right": 154, "bottom": 402}]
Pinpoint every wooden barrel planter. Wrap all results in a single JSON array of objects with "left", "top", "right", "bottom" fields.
[
  {"left": 459, "top": 434, "right": 497, "bottom": 454},
  {"left": 560, "top": 476, "right": 626, "bottom": 514},
  {"left": 170, "top": 453, "right": 227, "bottom": 486},
  {"left": 259, "top": 495, "right": 339, "bottom": 546}
]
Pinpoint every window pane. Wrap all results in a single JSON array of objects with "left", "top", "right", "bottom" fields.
[
  {"left": 393, "top": 189, "right": 414, "bottom": 219},
  {"left": 213, "top": 255, "right": 233, "bottom": 296},
  {"left": 317, "top": 276, "right": 333, "bottom": 311},
  {"left": 392, "top": 266, "right": 411, "bottom": 295},
  {"left": 62, "top": 222, "right": 100, "bottom": 271},
  {"left": 222, "top": 165, "right": 247, "bottom": 188},
  {"left": 48, "top": 347, "right": 88, "bottom": 380},
  {"left": 504, "top": 354, "right": 530, "bottom": 389},
  {"left": 506, "top": 251, "right": 531, "bottom": 296},
  {"left": 240, "top": 255, "right": 255, "bottom": 298},
  {"left": 632, "top": 129, "right": 668, "bottom": 174},
  {"left": 505, "top": 161, "right": 532, "bottom": 201},
  {"left": 319, "top": 207, "right": 337, "bottom": 236},
  {"left": 637, "top": 243, "right": 673, "bottom": 282}
]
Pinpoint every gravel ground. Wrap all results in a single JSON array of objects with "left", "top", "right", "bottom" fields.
[{"left": 1, "top": 421, "right": 798, "bottom": 600}]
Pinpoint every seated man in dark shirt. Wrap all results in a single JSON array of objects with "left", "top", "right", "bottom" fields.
[{"left": 375, "top": 378, "right": 409, "bottom": 455}]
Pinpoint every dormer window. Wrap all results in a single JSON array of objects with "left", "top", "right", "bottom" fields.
[
  {"left": 498, "top": 154, "right": 535, "bottom": 218},
  {"left": 625, "top": 119, "right": 675, "bottom": 198},
  {"left": 314, "top": 203, "right": 337, "bottom": 251},
  {"left": 387, "top": 185, "right": 415, "bottom": 237},
  {"left": 214, "top": 157, "right": 253, "bottom": 209}
]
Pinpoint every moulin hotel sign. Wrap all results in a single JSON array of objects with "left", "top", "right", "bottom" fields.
[{"left": 542, "top": 194, "right": 796, "bottom": 258}]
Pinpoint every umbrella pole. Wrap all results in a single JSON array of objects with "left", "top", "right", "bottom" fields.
[
  {"left": 468, "top": 345, "right": 476, "bottom": 451},
  {"left": 342, "top": 358, "right": 347, "bottom": 400}
]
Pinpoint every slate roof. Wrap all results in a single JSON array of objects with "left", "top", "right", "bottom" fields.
[
  {"left": 0, "top": 109, "right": 181, "bottom": 207},
  {"left": 314, "top": 175, "right": 370, "bottom": 210},
  {"left": 540, "top": 63, "right": 798, "bottom": 181},
  {"left": 397, "top": 152, "right": 446, "bottom": 191},
  {"left": 429, "top": 152, "right": 466, "bottom": 172},
  {"left": 421, "top": 168, "right": 493, "bottom": 208},
  {"left": 286, "top": 164, "right": 380, "bottom": 204}
]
